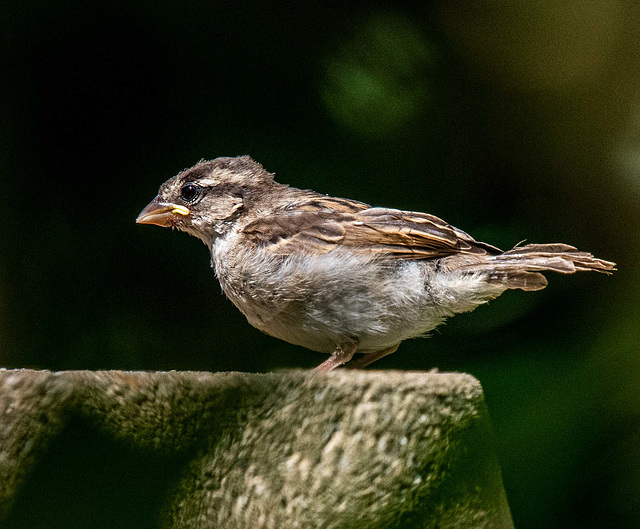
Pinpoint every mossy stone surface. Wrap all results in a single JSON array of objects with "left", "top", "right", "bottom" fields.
[{"left": 0, "top": 369, "right": 513, "bottom": 528}]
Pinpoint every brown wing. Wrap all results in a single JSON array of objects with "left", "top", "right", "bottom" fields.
[{"left": 243, "top": 197, "right": 501, "bottom": 259}]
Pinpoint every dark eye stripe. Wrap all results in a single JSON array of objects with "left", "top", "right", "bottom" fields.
[
  {"left": 206, "top": 183, "right": 244, "bottom": 198},
  {"left": 179, "top": 182, "right": 244, "bottom": 204}
]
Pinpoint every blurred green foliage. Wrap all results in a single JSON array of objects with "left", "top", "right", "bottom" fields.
[
  {"left": 1, "top": 1, "right": 639, "bottom": 527},
  {"left": 322, "top": 11, "right": 434, "bottom": 137}
]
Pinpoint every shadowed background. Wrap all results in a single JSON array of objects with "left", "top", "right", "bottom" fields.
[{"left": 1, "top": 1, "right": 639, "bottom": 527}]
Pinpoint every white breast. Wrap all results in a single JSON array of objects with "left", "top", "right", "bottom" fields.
[{"left": 210, "top": 232, "right": 505, "bottom": 354}]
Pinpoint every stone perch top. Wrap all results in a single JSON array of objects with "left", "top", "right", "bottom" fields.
[{"left": 0, "top": 369, "right": 513, "bottom": 529}]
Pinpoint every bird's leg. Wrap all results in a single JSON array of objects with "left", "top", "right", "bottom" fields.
[
  {"left": 345, "top": 344, "right": 400, "bottom": 369},
  {"left": 314, "top": 343, "right": 357, "bottom": 371}
]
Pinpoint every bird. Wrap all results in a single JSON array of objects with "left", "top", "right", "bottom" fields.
[{"left": 136, "top": 156, "right": 615, "bottom": 370}]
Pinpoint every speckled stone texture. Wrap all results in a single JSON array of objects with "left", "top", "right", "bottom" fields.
[{"left": 0, "top": 369, "right": 513, "bottom": 529}]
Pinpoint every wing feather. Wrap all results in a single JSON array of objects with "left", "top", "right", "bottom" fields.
[{"left": 242, "top": 197, "right": 500, "bottom": 259}]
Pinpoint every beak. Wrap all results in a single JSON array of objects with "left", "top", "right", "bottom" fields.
[{"left": 136, "top": 197, "right": 191, "bottom": 227}]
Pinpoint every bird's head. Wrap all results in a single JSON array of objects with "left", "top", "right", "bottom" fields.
[{"left": 136, "top": 156, "right": 274, "bottom": 245}]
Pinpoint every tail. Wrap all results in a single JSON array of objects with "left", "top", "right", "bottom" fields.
[{"left": 460, "top": 243, "right": 616, "bottom": 291}]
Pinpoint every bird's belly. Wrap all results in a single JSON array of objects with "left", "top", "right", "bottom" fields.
[
  {"left": 231, "top": 295, "right": 340, "bottom": 353},
  {"left": 215, "top": 249, "right": 456, "bottom": 354},
  {"left": 236, "top": 294, "right": 448, "bottom": 355}
]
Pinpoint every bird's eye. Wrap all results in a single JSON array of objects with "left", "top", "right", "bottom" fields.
[{"left": 180, "top": 183, "right": 201, "bottom": 203}]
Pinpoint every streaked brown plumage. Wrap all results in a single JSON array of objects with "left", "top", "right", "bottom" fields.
[{"left": 137, "top": 156, "right": 615, "bottom": 370}]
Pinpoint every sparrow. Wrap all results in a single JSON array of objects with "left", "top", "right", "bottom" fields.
[{"left": 137, "top": 156, "right": 615, "bottom": 370}]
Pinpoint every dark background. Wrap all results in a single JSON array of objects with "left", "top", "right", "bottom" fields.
[{"left": 2, "top": 1, "right": 639, "bottom": 527}]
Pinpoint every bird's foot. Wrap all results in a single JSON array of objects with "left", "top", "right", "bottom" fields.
[{"left": 314, "top": 344, "right": 357, "bottom": 371}]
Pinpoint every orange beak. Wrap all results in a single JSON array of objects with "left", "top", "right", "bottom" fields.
[{"left": 136, "top": 197, "right": 190, "bottom": 227}]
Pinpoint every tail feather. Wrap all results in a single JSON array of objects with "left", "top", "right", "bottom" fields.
[
  {"left": 485, "top": 271, "right": 549, "bottom": 291},
  {"left": 459, "top": 243, "right": 615, "bottom": 291}
]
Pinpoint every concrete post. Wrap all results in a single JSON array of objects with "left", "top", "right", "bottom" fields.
[{"left": 0, "top": 369, "right": 513, "bottom": 528}]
